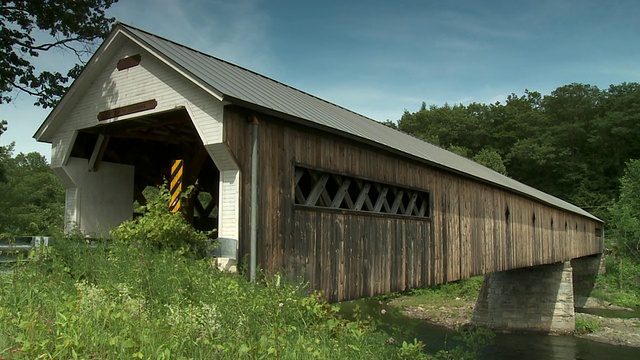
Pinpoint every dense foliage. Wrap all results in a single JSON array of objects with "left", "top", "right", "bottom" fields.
[
  {"left": 0, "top": 144, "right": 63, "bottom": 236},
  {"left": 398, "top": 83, "right": 640, "bottom": 223},
  {"left": 592, "top": 159, "right": 640, "bottom": 307},
  {"left": 1, "top": 238, "right": 402, "bottom": 359},
  {"left": 608, "top": 159, "right": 640, "bottom": 259},
  {"left": 111, "top": 186, "right": 213, "bottom": 257},
  {"left": 1, "top": 0, "right": 118, "bottom": 108},
  {"left": 592, "top": 255, "right": 640, "bottom": 308}
]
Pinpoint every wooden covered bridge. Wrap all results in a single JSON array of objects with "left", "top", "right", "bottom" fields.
[{"left": 35, "top": 24, "right": 603, "bottom": 333}]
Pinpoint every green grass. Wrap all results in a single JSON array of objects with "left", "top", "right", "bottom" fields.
[
  {"left": 0, "top": 237, "right": 431, "bottom": 359},
  {"left": 575, "top": 316, "right": 602, "bottom": 335},
  {"left": 399, "top": 276, "right": 484, "bottom": 308},
  {"left": 591, "top": 255, "right": 640, "bottom": 308}
]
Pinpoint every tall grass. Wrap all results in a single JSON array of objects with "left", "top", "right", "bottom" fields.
[
  {"left": 0, "top": 185, "right": 433, "bottom": 359},
  {"left": 1, "top": 235, "right": 426, "bottom": 359},
  {"left": 398, "top": 276, "right": 484, "bottom": 308}
]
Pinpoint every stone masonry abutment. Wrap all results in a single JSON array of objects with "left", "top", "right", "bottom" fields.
[
  {"left": 571, "top": 254, "right": 606, "bottom": 308},
  {"left": 472, "top": 262, "right": 575, "bottom": 334}
]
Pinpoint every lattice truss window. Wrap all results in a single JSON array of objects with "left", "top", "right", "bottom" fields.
[{"left": 294, "top": 167, "right": 430, "bottom": 218}]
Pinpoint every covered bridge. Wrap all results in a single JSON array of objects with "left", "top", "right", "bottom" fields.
[{"left": 35, "top": 24, "right": 603, "bottom": 316}]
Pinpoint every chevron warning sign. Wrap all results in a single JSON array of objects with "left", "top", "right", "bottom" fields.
[{"left": 170, "top": 159, "right": 183, "bottom": 213}]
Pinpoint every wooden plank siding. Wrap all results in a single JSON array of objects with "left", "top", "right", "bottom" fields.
[{"left": 224, "top": 107, "right": 604, "bottom": 302}]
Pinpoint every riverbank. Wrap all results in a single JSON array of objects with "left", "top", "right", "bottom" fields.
[{"left": 389, "top": 296, "right": 640, "bottom": 348}]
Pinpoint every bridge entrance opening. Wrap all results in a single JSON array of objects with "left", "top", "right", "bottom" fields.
[{"left": 69, "top": 108, "right": 219, "bottom": 234}]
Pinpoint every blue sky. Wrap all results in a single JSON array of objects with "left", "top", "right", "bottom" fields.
[{"left": 2, "top": 0, "right": 639, "bottom": 157}]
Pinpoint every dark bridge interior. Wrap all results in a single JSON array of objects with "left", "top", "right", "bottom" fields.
[{"left": 69, "top": 108, "right": 219, "bottom": 233}]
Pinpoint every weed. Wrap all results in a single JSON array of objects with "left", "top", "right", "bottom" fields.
[
  {"left": 575, "top": 316, "right": 602, "bottom": 335},
  {"left": 0, "top": 187, "right": 427, "bottom": 359},
  {"left": 592, "top": 255, "right": 640, "bottom": 308}
]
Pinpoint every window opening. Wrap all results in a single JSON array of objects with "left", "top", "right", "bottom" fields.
[
  {"left": 595, "top": 228, "right": 603, "bottom": 237},
  {"left": 293, "top": 166, "right": 430, "bottom": 218}
]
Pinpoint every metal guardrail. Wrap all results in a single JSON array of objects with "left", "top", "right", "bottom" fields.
[{"left": 0, "top": 236, "right": 49, "bottom": 264}]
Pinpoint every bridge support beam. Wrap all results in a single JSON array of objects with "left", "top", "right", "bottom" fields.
[{"left": 472, "top": 262, "right": 575, "bottom": 334}]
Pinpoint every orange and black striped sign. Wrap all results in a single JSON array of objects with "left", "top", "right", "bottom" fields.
[{"left": 170, "top": 160, "right": 183, "bottom": 213}]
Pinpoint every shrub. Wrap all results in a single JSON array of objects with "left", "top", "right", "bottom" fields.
[
  {"left": 575, "top": 316, "right": 602, "bottom": 335},
  {"left": 592, "top": 255, "right": 640, "bottom": 307},
  {"left": 110, "top": 185, "right": 213, "bottom": 257},
  {"left": 410, "top": 276, "right": 484, "bottom": 301}
]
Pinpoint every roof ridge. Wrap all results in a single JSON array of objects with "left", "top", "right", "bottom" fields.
[{"left": 118, "top": 22, "right": 382, "bottom": 125}]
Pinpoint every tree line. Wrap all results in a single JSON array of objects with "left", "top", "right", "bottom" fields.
[
  {"left": 393, "top": 82, "right": 640, "bottom": 258},
  {"left": 0, "top": 144, "right": 64, "bottom": 236}
]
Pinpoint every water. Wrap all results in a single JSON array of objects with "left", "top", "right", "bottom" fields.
[
  {"left": 577, "top": 306, "right": 640, "bottom": 319},
  {"left": 339, "top": 298, "right": 640, "bottom": 360},
  {"left": 482, "top": 331, "right": 639, "bottom": 359}
]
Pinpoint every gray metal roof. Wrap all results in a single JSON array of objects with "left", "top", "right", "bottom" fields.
[{"left": 120, "top": 24, "right": 599, "bottom": 222}]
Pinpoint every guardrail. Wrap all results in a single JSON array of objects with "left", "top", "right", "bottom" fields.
[{"left": 0, "top": 236, "right": 50, "bottom": 264}]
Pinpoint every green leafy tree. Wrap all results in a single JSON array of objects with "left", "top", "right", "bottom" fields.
[
  {"left": 592, "top": 83, "right": 640, "bottom": 196},
  {"left": 0, "top": 144, "right": 64, "bottom": 235},
  {"left": 473, "top": 148, "right": 507, "bottom": 175},
  {"left": 379, "top": 119, "right": 397, "bottom": 129},
  {"left": 398, "top": 102, "right": 486, "bottom": 151},
  {"left": 1, "top": 0, "right": 118, "bottom": 108},
  {"left": 397, "top": 82, "right": 640, "bottom": 222},
  {"left": 609, "top": 159, "right": 640, "bottom": 259},
  {"left": 447, "top": 145, "right": 471, "bottom": 158},
  {"left": 540, "top": 84, "right": 602, "bottom": 204}
]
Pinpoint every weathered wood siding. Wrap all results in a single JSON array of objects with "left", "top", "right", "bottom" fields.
[{"left": 224, "top": 107, "right": 603, "bottom": 302}]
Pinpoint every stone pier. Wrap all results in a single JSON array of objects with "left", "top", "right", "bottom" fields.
[
  {"left": 472, "top": 261, "right": 575, "bottom": 334},
  {"left": 572, "top": 254, "right": 606, "bottom": 308}
]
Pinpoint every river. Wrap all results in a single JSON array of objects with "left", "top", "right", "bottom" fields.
[{"left": 339, "top": 298, "right": 640, "bottom": 359}]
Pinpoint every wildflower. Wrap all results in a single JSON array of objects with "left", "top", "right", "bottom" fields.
[
  {"left": 387, "top": 337, "right": 395, "bottom": 344},
  {"left": 279, "top": 302, "right": 284, "bottom": 308},
  {"left": 380, "top": 309, "right": 386, "bottom": 315}
]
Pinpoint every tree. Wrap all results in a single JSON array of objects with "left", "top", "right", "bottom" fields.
[
  {"left": 594, "top": 83, "right": 640, "bottom": 189},
  {"left": 379, "top": 119, "right": 397, "bottom": 129},
  {"left": 397, "top": 102, "right": 485, "bottom": 150},
  {"left": 397, "top": 82, "right": 640, "bottom": 222},
  {"left": 473, "top": 148, "right": 507, "bottom": 176},
  {"left": 0, "top": 144, "right": 64, "bottom": 235},
  {"left": 609, "top": 159, "right": 640, "bottom": 260},
  {"left": 1, "top": 0, "right": 118, "bottom": 108}
]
